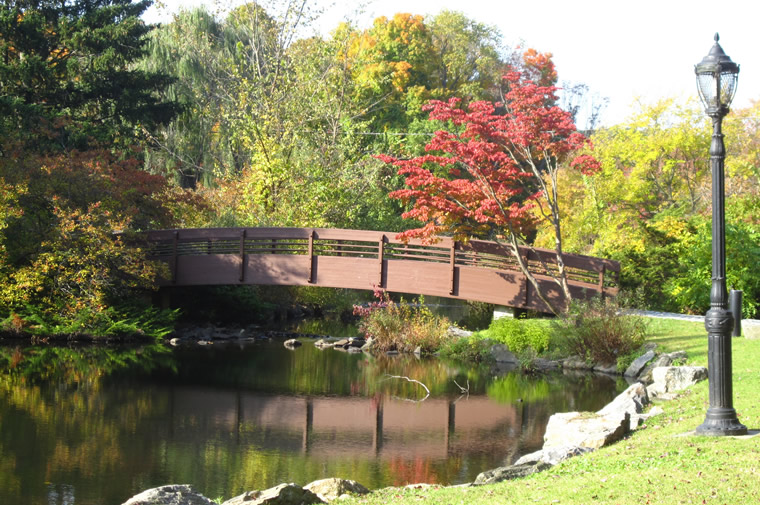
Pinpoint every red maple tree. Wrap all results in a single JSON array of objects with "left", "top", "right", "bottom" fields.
[{"left": 378, "top": 51, "right": 600, "bottom": 314}]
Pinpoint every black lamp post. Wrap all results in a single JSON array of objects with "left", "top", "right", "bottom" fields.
[{"left": 694, "top": 33, "right": 747, "bottom": 436}]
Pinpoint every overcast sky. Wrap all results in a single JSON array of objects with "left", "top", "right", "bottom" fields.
[{"left": 143, "top": 0, "right": 760, "bottom": 127}]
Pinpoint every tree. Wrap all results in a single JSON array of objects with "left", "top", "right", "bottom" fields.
[
  {"left": 0, "top": 0, "right": 178, "bottom": 150},
  {"left": 379, "top": 52, "right": 599, "bottom": 315},
  {"left": 139, "top": 7, "right": 231, "bottom": 187},
  {"left": 536, "top": 99, "right": 711, "bottom": 259},
  {"left": 427, "top": 11, "right": 504, "bottom": 101}
]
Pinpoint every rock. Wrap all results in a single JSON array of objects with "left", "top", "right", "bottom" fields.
[
  {"left": 647, "top": 366, "right": 708, "bottom": 398},
  {"left": 348, "top": 338, "right": 365, "bottom": 348},
  {"left": 624, "top": 350, "right": 656, "bottom": 377},
  {"left": 122, "top": 485, "right": 216, "bottom": 505},
  {"left": 223, "top": 490, "right": 259, "bottom": 505},
  {"left": 531, "top": 358, "right": 559, "bottom": 371},
  {"left": 514, "top": 446, "right": 592, "bottom": 467},
  {"left": 283, "top": 339, "right": 302, "bottom": 349},
  {"left": 413, "top": 346, "right": 422, "bottom": 357},
  {"left": 333, "top": 339, "right": 350, "bottom": 348},
  {"left": 645, "top": 406, "right": 665, "bottom": 418},
  {"left": 639, "top": 356, "right": 672, "bottom": 384},
  {"left": 593, "top": 362, "right": 618, "bottom": 374},
  {"left": 197, "top": 340, "right": 213, "bottom": 346},
  {"left": 597, "top": 382, "right": 649, "bottom": 431},
  {"left": 169, "top": 338, "right": 183, "bottom": 346},
  {"left": 543, "top": 411, "right": 630, "bottom": 450},
  {"left": 403, "top": 483, "right": 437, "bottom": 490},
  {"left": 222, "top": 484, "right": 323, "bottom": 505},
  {"left": 360, "top": 337, "right": 375, "bottom": 351},
  {"left": 447, "top": 326, "right": 472, "bottom": 338},
  {"left": 314, "top": 339, "right": 334, "bottom": 349},
  {"left": 639, "top": 351, "right": 689, "bottom": 383},
  {"left": 473, "top": 462, "right": 551, "bottom": 485},
  {"left": 665, "top": 351, "right": 688, "bottom": 363},
  {"left": 489, "top": 344, "right": 519, "bottom": 365},
  {"left": 561, "top": 356, "right": 593, "bottom": 370},
  {"left": 303, "top": 478, "right": 369, "bottom": 502}
]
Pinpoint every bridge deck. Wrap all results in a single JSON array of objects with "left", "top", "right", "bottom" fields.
[{"left": 146, "top": 227, "right": 619, "bottom": 312}]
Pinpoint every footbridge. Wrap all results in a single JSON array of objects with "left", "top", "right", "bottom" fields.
[{"left": 146, "top": 227, "right": 619, "bottom": 312}]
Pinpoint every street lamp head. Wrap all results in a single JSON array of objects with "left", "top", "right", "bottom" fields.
[{"left": 695, "top": 33, "right": 740, "bottom": 116}]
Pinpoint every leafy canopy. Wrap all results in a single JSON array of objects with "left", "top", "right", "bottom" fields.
[{"left": 0, "top": 0, "right": 178, "bottom": 150}]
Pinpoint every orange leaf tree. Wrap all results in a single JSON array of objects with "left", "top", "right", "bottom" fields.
[{"left": 378, "top": 52, "right": 600, "bottom": 314}]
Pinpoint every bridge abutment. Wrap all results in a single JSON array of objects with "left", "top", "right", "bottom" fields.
[{"left": 493, "top": 305, "right": 527, "bottom": 320}]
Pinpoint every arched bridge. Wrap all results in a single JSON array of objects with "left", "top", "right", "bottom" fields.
[{"left": 146, "top": 227, "right": 619, "bottom": 312}]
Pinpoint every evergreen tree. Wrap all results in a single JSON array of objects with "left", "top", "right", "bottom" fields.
[{"left": 0, "top": 0, "right": 179, "bottom": 150}]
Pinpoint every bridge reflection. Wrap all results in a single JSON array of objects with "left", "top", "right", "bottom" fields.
[{"left": 167, "top": 388, "right": 543, "bottom": 465}]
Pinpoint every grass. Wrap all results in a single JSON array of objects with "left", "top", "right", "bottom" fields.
[{"left": 340, "top": 318, "right": 760, "bottom": 505}]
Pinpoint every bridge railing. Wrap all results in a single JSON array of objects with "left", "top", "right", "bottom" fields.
[{"left": 145, "top": 227, "right": 620, "bottom": 303}]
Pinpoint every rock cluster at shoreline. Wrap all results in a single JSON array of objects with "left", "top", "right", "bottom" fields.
[{"left": 471, "top": 364, "right": 706, "bottom": 485}]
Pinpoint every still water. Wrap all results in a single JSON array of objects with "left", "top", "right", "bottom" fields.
[{"left": 0, "top": 327, "right": 627, "bottom": 505}]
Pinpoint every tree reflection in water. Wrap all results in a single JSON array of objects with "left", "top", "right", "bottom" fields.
[{"left": 0, "top": 339, "right": 625, "bottom": 505}]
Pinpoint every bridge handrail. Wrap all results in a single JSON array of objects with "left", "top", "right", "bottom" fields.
[{"left": 144, "top": 227, "right": 620, "bottom": 294}]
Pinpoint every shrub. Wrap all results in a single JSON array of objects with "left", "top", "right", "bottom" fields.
[
  {"left": 354, "top": 290, "right": 451, "bottom": 353},
  {"left": 487, "top": 317, "right": 551, "bottom": 354},
  {"left": 439, "top": 336, "right": 492, "bottom": 363},
  {"left": 554, "top": 297, "right": 648, "bottom": 365}
]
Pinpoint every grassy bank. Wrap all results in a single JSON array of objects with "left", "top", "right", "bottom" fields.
[{"left": 341, "top": 318, "right": 760, "bottom": 504}]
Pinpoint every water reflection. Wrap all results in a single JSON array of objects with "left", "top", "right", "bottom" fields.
[{"left": 0, "top": 339, "right": 626, "bottom": 505}]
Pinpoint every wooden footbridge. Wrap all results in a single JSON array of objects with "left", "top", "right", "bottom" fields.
[{"left": 146, "top": 227, "right": 619, "bottom": 312}]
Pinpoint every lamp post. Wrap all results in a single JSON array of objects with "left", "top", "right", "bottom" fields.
[{"left": 694, "top": 33, "right": 747, "bottom": 436}]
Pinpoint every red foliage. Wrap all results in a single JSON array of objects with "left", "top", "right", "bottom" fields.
[{"left": 379, "top": 50, "right": 599, "bottom": 245}]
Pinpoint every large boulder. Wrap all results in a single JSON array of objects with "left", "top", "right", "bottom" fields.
[
  {"left": 473, "top": 462, "right": 551, "bottom": 485},
  {"left": 447, "top": 326, "right": 473, "bottom": 338},
  {"left": 222, "top": 484, "right": 323, "bottom": 505},
  {"left": 647, "top": 366, "right": 708, "bottom": 398},
  {"left": 531, "top": 358, "right": 560, "bottom": 371},
  {"left": 624, "top": 350, "right": 656, "bottom": 378},
  {"left": 303, "top": 478, "right": 369, "bottom": 502},
  {"left": 122, "top": 485, "right": 216, "bottom": 505},
  {"left": 639, "top": 351, "right": 688, "bottom": 384},
  {"left": 561, "top": 356, "right": 594, "bottom": 371},
  {"left": 597, "top": 382, "right": 649, "bottom": 431},
  {"left": 514, "top": 446, "right": 592, "bottom": 467},
  {"left": 543, "top": 411, "right": 630, "bottom": 450},
  {"left": 592, "top": 362, "right": 619, "bottom": 374},
  {"left": 489, "top": 343, "right": 520, "bottom": 366}
]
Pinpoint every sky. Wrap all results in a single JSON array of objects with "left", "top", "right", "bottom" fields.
[{"left": 143, "top": 0, "right": 760, "bottom": 127}]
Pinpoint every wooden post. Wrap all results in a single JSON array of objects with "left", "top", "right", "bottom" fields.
[
  {"left": 523, "top": 248, "right": 531, "bottom": 307},
  {"left": 449, "top": 241, "right": 457, "bottom": 295},
  {"left": 239, "top": 229, "right": 246, "bottom": 282},
  {"left": 378, "top": 235, "right": 386, "bottom": 288},
  {"left": 307, "top": 230, "right": 315, "bottom": 283},
  {"left": 171, "top": 231, "right": 178, "bottom": 284},
  {"left": 598, "top": 266, "right": 606, "bottom": 300}
]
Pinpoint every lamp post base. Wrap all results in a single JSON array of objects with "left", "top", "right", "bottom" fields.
[{"left": 696, "top": 407, "right": 748, "bottom": 436}]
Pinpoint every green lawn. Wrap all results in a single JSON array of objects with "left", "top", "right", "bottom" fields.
[{"left": 341, "top": 318, "right": 760, "bottom": 505}]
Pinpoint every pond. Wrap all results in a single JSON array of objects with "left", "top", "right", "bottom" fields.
[{"left": 0, "top": 323, "right": 628, "bottom": 505}]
